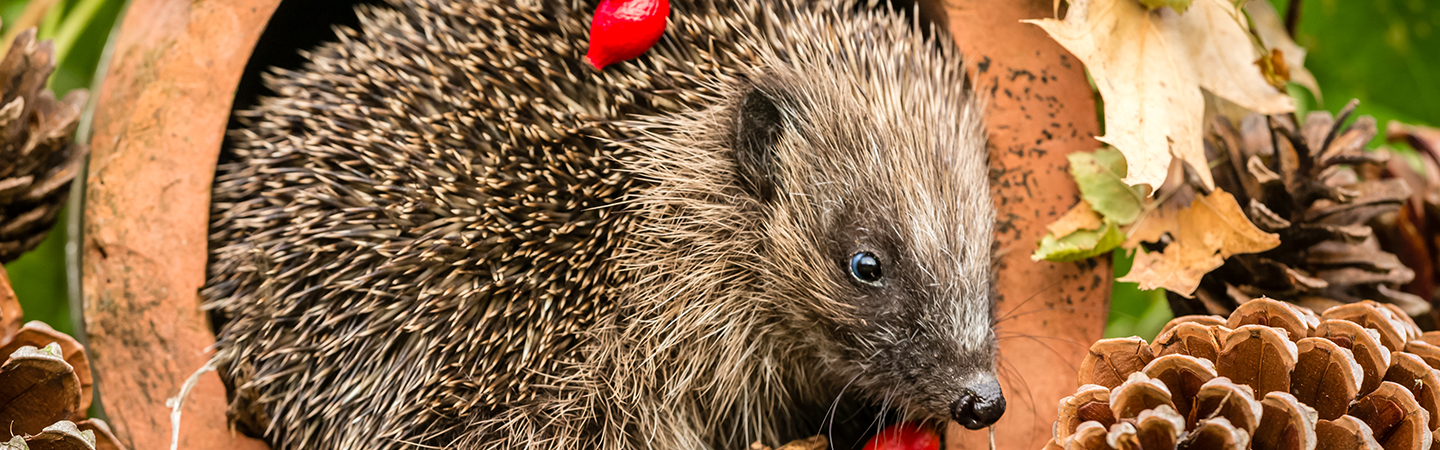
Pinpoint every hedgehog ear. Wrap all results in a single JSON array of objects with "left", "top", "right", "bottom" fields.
[{"left": 735, "top": 87, "right": 785, "bottom": 203}]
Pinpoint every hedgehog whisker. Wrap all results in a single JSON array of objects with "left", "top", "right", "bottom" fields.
[
  {"left": 992, "top": 277, "right": 1068, "bottom": 324},
  {"left": 822, "top": 372, "right": 863, "bottom": 446},
  {"left": 994, "top": 305, "right": 1113, "bottom": 327}
]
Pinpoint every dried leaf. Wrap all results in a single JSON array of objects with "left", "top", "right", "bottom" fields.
[
  {"left": 1316, "top": 416, "right": 1384, "bottom": 450},
  {"left": 1292, "top": 337, "right": 1363, "bottom": 420},
  {"left": 1255, "top": 48, "right": 1290, "bottom": 91},
  {"left": 1253, "top": 391, "right": 1318, "bottom": 450},
  {"left": 1079, "top": 337, "right": 1156, "bottom": 389},
  {"left": 0, "top": 344, "right": 79, "bottom": 438},
  {"left": 1048, "top": 200, "right": 1106, "bottom": 238},
  {"left": 1243, "top": 0, "right": 1320, "bottom": 100},
  {"left": 1121, "top": 190, "right": 1281, "bottom": 295},
  {"left": 1025, "top": 0, "right": 1292, "bottom": 191},
  {"left": 1215, "top": 324, "right": 1298, "bottom": 397}
]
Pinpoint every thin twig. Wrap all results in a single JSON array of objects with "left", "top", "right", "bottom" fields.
[{"left": 1284, "top": 0, "right": 1302, "bottom": 37}]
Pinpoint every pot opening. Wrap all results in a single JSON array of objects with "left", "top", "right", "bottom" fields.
[{"left": 226, "top": 0, "right": 380, "bottom": 139}]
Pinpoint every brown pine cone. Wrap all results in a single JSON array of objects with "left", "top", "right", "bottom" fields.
[
  {"left": 1369, "top": 122, "right": 1440, "bottom": 326},
  {"left": 0, "top": 27, "right": 87, "bottom": 264},
  {"left": 1046, "top": 298, "right": 1440, "bottom": 450},
  {"left": 0, "top": 267, "right": 123, "bottom": 450},
  {"left": 1172, "top": 101, "right": 1421, "bottom": 318}
]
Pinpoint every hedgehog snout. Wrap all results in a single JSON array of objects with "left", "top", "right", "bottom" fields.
[{"left": 950, "top": 376, "right": 1005, "bottom": 429}]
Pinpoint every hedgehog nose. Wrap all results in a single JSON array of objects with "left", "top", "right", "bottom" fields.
[{"left": 951, "top": 378, "right": 1005, "bottom": 429}]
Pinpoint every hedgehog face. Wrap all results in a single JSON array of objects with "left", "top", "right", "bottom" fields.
[{"left": 733, "top": 76, "right": 1003, "bottom": 430}]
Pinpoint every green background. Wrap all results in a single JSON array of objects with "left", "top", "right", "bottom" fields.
[
  {"left": 1, "top": 0, "right": 1438, "bottom": 343},
  {"left": 2, "top": 0, "right": 125, "bottom": 337}
]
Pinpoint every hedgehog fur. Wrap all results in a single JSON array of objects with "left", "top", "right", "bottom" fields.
[{"left": 203, "top": 1, "right": 995, "bottom": 449}]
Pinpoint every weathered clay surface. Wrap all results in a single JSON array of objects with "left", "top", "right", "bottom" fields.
[
  {"left": 939, "top": 0, "right": 1111, "bottom": 449},
  {"left": 82, "top": 1, "right": 279, "bottom": 449}
]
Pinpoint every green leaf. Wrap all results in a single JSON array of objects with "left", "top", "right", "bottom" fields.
[
  {"left": 1138, "top": 0, "right": 1192, "bottom": 14},
  {"left": 1033, "top": 221, "right": 1127, "bottom": 262},
  {"left": 1069, "top": 148, "right": 1148, "bottom": 224}
]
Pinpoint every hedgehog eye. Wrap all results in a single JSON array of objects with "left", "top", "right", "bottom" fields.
[{"left": 848, "top": 252, "right": 884, "bottom": 286}]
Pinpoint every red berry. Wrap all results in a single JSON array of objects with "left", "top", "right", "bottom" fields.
[
  {"left": 585, "top": 0, "right": 669, "bottom": 70},
  {"left": 862, "top": 422, "right": 941, "bottom": 450}
]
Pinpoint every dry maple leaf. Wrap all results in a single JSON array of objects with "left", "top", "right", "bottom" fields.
[
  {"left": 1120, "top": 189, "right": 1281, "bottom": 295},
  {"left": 1243, "top": 0, "right": 1320, "bottom": 101},
  {"left": 1026, "top": 0, "right": 1293, "bottom": 192},
  {"left": 1047, "top": 199, "right": 1106, "bottom": 238}
]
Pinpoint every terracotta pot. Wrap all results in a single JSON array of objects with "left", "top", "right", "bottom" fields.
[
  {"left": 82, "top": 1, "right": 279, "bottom": 449},
  {"left": 937, "top": 1, "right": 1110, "bottom": 449},
  {"left": 77, "top": 1, "right": 1106, "bottom": 449}
]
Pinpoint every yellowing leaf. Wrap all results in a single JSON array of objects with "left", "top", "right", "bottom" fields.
[
  {"left": 1047, "top": 200, "right": 1105, "bottom": 238},
  {"left": 1119, "top": 190, "right": 1281, "bottom": 295},
  {"left": 1033, "top": 221, "right": 1126, "bottom": 262},
  {"left": 1244, "top": 0, "right": 1321, "bottom": 101},
  {"left": 1071, "top": 147, "right": 1149, "bottom": 224},
  {"left": 1139, "top": 0, "right": 1193, "bottom": 13},
  {"left": 1025, "top": 0, "right": 1293, "bottom": 192}
]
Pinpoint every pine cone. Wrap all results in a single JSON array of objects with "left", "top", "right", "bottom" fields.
[
  {"left": 0, "top": 27, "right": 87, "bottom": 264},
  {"left": 1369, "top": 122, "right": 1440, "bottom": 325},
  {"left": 1046, "top": 298, "right": 1440, "bottom": 450},
  {"left": 1172, "top": 100, "right": 1421, "bottom": 317},
  {"left": 0, "top": 268, "right": 123, "bottom": 450}
]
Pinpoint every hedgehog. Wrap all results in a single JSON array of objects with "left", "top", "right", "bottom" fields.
[{"left": 201, "top": 0, "right": 1000, "bottom": 449}]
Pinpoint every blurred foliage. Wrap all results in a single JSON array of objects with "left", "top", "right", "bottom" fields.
[
  {"left": 1104, "top": 249, "right": 1172, "bottom": 339},
  {"left": 0, "top": 0, "right": 125, "bottom": 336},
  {"left": 1290, "top": 0, "right": 1440, "bottom": 129},
  {"left": 1105, "top": 0, "right": 1440, "bottom": 339}
]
